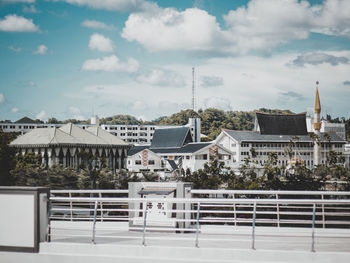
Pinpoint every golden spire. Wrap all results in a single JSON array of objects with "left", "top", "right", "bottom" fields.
[{"left": 314, "top": 81, "right": 321, "bottom": 114}]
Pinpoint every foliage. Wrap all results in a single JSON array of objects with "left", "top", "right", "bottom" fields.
[
  {"left": 182, "top": 158, "right": 224, "bottom": 189},
  {"left": 0, "top": 130, "right": 17, "bottom": 185}
]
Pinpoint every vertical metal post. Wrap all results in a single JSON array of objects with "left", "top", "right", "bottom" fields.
[
  {"left": 311, "top": 203, "right": 316, "bottom": 252},
  {"left": 69, "top": 192, "right": 73, "bottom": 221},
  {"left": 251, "top": 202, "right": 256, "bottom": 250},
  {"left": 195, "top": 202, "right": 200, "bottom": 248},
  {"left": 99, "top": 192, "right": 103, "bottom": 222},
  {"left": 142, "top": 202, "right": 148, "bottom": 246},
  {"left": 233, "top": 194, "right": 237, "bottom": 226},
  {"left": 276, "top": 194, "right": 280, "bottom": 227},
  {"left": 321, "top": 194, "right": 325, "bottom": 229},
  {"left": 45, "top": 198, "right": 51, "bottom": 242},
  {"left": 92, "top": 201, "right": 98, "bottom": 244}
]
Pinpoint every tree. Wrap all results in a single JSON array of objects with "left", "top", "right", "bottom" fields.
[
  {"left": 0, "top": 130, "right": 17, "bottom": 185},
  {"left": 183, "top": 157, "right": 224, "bottom": 189}
]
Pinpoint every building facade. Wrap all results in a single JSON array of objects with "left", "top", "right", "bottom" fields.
[
  {"left": 1, "top": 116, "right": 201, "bottom": 146},
  {"left": 9, "top": 123, "right": 130, "bottom": 171},
  {"left": 127, "top": 127, "right": 234, "bottom": 175}
]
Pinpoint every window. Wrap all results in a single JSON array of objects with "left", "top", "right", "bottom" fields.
[
  {"left": 203, "top": 154, "right": 208, "bottom": 160},
  {"left": 148, "top": 160, "right": 155, "bottom": 165},
  {"left": 121, "top": 127, "right": 126, "bottom": 130},
  {"left": 135, "top": 160, "right": 141, "bottom": 165},
  {"left": 186, "top": 156, "right": 190, "bottom": 160}
]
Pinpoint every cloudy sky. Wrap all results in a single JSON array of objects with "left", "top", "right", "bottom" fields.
[{"left": 0, "top": 0, "right": 350, "bottom": 122}]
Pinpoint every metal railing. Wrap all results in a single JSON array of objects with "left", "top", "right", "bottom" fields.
[{"left": 48, "top": 193, "right": 350, "bottom": 252}]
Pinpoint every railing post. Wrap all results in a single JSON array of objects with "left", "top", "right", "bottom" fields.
[
  {"left": 233, "top": 194, "right": 237, "bottom": 226},
  {"left": 69, "top": 192, "right": 73, "bottom": 221},
  {"left": 99, "top": 192, "right": 103, "bottom": 222},
  {"left": 251, "top": 201, "right": 256, "bottom": 250},
  {"left": 92, "top": 200, "right": 98, "bottom": 244},
  {"left": 321, "top": 194, "right": 325, "bottom": 229},
  {"left": 195, "top": 202, "right": 200, "bottom": 248},
  {"left": 142, "top": 201, "right": 148, "bottom": 246},
  {"left": 311, "top": 203, "right": 316, "bottom": 252},
  {"left": 45, "top": 198, "right": 51, "bottom": 242},
  {"left": 276, "top": 194, "right": 280, "bottom": 227}
]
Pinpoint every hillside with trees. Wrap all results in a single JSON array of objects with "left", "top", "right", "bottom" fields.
[{"left": 44, "top": 108, "right": 349, "bottom": 141}]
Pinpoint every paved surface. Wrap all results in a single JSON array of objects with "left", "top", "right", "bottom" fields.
[{"left": 49, "top": 221, "right": 350, "bottom": 252}]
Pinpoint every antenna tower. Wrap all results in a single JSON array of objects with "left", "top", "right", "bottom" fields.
[{"left": 192, "top": 67, "right": 195, "bottom": 111}]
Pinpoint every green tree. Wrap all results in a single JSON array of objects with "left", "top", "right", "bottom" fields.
[{"left": 0, "top": 130, "right": 17, "bottom": 185}]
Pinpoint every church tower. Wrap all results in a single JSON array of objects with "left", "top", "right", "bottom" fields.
[{"left": 313, "top": 81, "right": 321, "bottom": 166}]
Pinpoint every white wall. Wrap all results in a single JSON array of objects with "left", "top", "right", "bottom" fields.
[{"left": 0, "top": 194, "right": 35, "bottom": 247}]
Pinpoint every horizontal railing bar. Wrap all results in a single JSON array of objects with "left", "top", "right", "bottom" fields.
[
  {"left": 49, "top": 197, "right": 350, "bottom": 204},
  {"left": 51, "top": 190, "right": 129, "bottom": 194},
  {"left": 191, "top": 189, "right": 350, "bottom": 196}
]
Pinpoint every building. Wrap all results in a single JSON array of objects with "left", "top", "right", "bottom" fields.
[
  {"left": 216, "top": 87, "right": 346, "bottom": 168},
  {"left": 127, "top": 127, "right": 233, "bottom": 175},
  {"left": 9, "top": 123, "right": 130, "bottom": 171},
  {"left": 1, "top": 116, "right": 202, "bottom": 146}
]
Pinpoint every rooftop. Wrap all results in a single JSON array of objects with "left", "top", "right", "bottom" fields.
[{"left": 256, "top": 112, "right": 308, "bottom": 135}]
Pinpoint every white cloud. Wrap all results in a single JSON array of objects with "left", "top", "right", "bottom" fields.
[
  {"left": 23, "top": 5, "right": 41, "bottom": 14},
  {"left": 290, "top": 52, "right": 349, "bottom": 67},
  {"left": 81, "top": 20, "right": 115, "bottom": 30},
  {"left": 88, "top": 33, "right": 114, "bottom": 52},
  {"left": 0, "top": 14, "right": 39, "bottom": 32},
  {"left": 136, "top": 69, "right": 185, "bottom": 87},
  {"left": 68, "top": 106, "right": 85, "bottom": 120},
  {"left": 122, "top": 8, "right": 224, "bottom": 53},
  {"left": 36, "top": 110, "right": 46, "bottom": 120},
  {"left": 82, "top": 55, "right": 139, "bottom": 73},
  {"left": 8, "top": 45, "right": 21, "bottom": 52},
  {"left": 60, "top": 0, "right": 157, "bottom": 12},
  {"left": 122, "top": 0, "right": 350, "bottom": 54},
  {"left": 29, "top": 80, "right": 36, "bottom": 86},
  {"left": 0, "top": 93, "right": 5, "bottom": 104},
  {"left": 11, "top": 107, "right": 19, "bottom": 113},
  {"left": 34, "top": 44, "right": 48, "bottom": 55}
]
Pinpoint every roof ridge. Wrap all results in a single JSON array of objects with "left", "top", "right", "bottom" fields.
[{"left": 256, "top": 111, "right": 307, "bottom": 116}]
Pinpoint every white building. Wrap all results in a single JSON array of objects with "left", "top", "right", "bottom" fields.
[
  {"left": 9, "top": 123, "right": 130, "bottom": 171},
  {"left": 216, "top": 88, "right": 347, "bottom": 168},
  {"left": 1, "top": 116, "right": 201, "bottom": 146},
  {"left": 127, "top": 127, "right": 234, "bottom": 175}
]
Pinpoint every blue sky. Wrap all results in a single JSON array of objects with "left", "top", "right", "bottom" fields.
[{"left": 0, "top": 0, "right": 350, "bottom": 122}]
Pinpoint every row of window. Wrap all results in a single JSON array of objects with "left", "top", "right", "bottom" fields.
[
  {"left": 111, "top": 133, "right": 153, "bottom": 138},
  {"left": 242, "top": 142, "right": 343, "bottom": 148},
  {"left": 0, "top": 125, "right": 38, "bottom": 129},
  {"left": 105, "top": 126, "right": 156, "bottom": 131}
]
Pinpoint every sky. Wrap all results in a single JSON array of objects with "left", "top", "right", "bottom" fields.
[{"left": 0, "top": 0, "right": 350, "bottom": 122}]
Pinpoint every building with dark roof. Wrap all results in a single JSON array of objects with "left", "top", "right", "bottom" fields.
[
  {"left": 150, "top": 127, "right": 193, "bottom": 149},
  {"left": 127, "top": 128, "right": 234, "bottom": 175},
  {"left": 255, "top": 112, "right": 308, "bottom": 135}
]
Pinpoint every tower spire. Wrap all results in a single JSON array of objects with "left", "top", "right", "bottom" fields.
[
  {"left": 313, "top": 81, "right": 321, "bottom": 166},
  {"left": 314, "top": 81, "right": 321, "bottom": 114}
]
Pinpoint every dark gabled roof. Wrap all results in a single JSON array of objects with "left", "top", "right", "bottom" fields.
[
  {"left": 167, "top": 160, "right": 179, "bottom": 171},
  {"left": 15, "top": 116, "right": 36, "bottom": 124},
  {"left": 150, "top": 127, "right": 193, "bottom": 149},
  {"left": 176, "top": 143, "right": 211, "bottom": 153},
  {"left": 256, "top": 112, "right": 308, "bottom": 135},
  {"left": 151, "top": 142, "right": 211, "bottom": 154},
  {"left": 128, "top": 145, "right": 150, "bottom": 156},
  {"left": 224, "top": 130, "right": 346, "bottom": 143}
]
